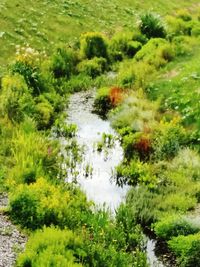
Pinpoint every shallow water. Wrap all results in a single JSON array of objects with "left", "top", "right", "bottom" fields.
[
  {"left": 66, "top": 89, "right": 173, "bottom": 266},
  {"left": 67, "top": 89, "right": 128, "bottom": 211}
]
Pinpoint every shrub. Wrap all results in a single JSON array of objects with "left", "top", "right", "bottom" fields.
[
  {"left": 154, "top": 215, "right": 199, "bottom": 240},
  {"left": 64, "top": 73, "right": 93, "bottom": 92},
  {"left": 42, "top": 91, "right": 64, "bottom": 113},
  {"left": 116, "top": 159, "right": 157, "bottom": 187},
  {"left": 7, "top": 126, "right": 60, "bottom": 187},
  {"left": 110, "top": 92, "right": 158, "bottom": 132},
  {"left": 176, "top": 9, "right": 192, "bottom": 22},
  {"left": 191, "top": 23, "right": 200, "bottom": 36},
  {"left": 126, "top": 186, "right": 159, "bottom": 225},
  {"left": 122, "top": 132, "right": 152, "bottom": 161},
  {"left": 118, "top": 61, "right": 155, "bottom": 89},
  {"left": 166, "top": 16, "right": 193, "bottom": 37},
  {"left": 11, "top": 61, "right": 44, "bottom": 96},
  {"left": 77, "top": 57, "right": 107, "bottom": 78},
  {"left": 132, "top": 30, "right": 148, "bottom": 44},
  {"left": 109, "top": 32, "right": 132, "bottom": 61},
  {"left": 135, "top": 38, "right": 174, "bottom": 68},
  {"left": 0, "top": 74, "right": 35, "bottom": 122},
  {"left": 170, "top": 148, "right": 200, "bottom": 181},
  {"left": 172, "top": 36, "right": 193, "bottom": 56},
  {"left": 35, "top": 98, "right": 54, "bottom": 129},
  {"left": 17, "top": 227, "right": 83, "bottom": 267},
  {"left": 94, "top": 86, "right": 124, "bottom": 117},
  {"left": 109, "top": 87, "right": 124, "bottom": 106},
  {"left": 139, "top": 13, "right": 166, "bottom": 39},
  {"left": 116, "top": 204, "right": 145, "bottom": 251},
  {"left": 94, "top": 87, "right": 112, "bottom": 116},
  {"left": 127, "top": 41, "right": 142, "bottom": 57},
  {"left": 9, "top": 178, "right": 91, "bottom": 230},
  {"left": 117, "top": 66, "right": 136, "bottom": 88},
  {"left": 80, "top": 32, "right": 108, "bottom": 59},
  {"left": 168, "top": 234, "right": 200, "bottom": 266},
  {"left": 159, "top": 193, "right": 197, "bottom": 213},
  {"left": 109, "top": 32, "right": 142, "bottom": 60},
  {"left": 50, "top": 46, "right": 78, "bottom": 79},
  {"left": 152, "top": 120, "right": 186, "bottom": 160}
]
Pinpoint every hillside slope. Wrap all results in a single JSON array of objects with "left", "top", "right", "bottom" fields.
[{"left": 0, "top": 0, "right": 199, "bottom": 68}]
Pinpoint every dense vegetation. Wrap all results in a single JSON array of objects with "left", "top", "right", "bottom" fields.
[{"left": 0, "top": 1, "right": 200, "bottom": 266}]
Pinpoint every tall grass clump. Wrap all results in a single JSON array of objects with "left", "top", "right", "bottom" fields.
[
  {"left": 139, "top": 13, "right": 166, "bottom": 39},
  {"left": 50, "top": 46, "right": 78, "bottom": 79}
]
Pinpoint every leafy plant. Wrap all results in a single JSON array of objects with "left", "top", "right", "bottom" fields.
[
  {"left": 154, "top": 215, "right": 200, "bottom": 240},
  {"left": 77, "top": 57, "right": 107, "bottom": 78}
]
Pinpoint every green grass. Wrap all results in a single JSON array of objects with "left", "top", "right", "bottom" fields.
[
  {"left": 148, "top": 37, "right": 200, "bottom": 133},
  {"left": 0, "top": 0, "right": 200, "bottom": 69}
]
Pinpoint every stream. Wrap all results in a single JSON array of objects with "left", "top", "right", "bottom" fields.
[{"left": 66, "top": 89, "right": 173, "bottom": 267}]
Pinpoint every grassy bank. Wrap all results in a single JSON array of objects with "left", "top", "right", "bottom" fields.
[{"left": 0, "top": 0, "right": 200, "bottom": 68}]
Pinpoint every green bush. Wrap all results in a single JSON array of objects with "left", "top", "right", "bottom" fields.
[
  {"left": 176, "top": 9, "right": 192, "bottom": 22},
  {"left": 116, "top": 159, "right": 157, "bottom": 187},
  {"left": 172, "top": 36, "right": 194, "bottom": 56},
  {"left": 126, "top": 186, "right": 159, "bottom": 225},
  {"left": 0, "top": 74, "right": 35, "bottom": 122},
  {"left": 109, "top": 32, "right": 142, "bottom": 61},
  {"left": 80, "top": 32, "right": 108, "bottom": 59},
  {"left": 152, "top": 120, "right": 186, "bottom": 160},
  {"left": 139, "top": 13, "right": 166, "bottom": 39},
  {"left": 77, "top": 57, "right": 107, "bottom": 78},
  {"left": 17, "top": 227, "right": 83, "bottom": 267},
  {"left": 118, "top": 61, "right": 155, "bottom": 89},
  {"left": 166, "top": 16, "right": 193, "bottom": 37},
  {"left": 116, "top": 204, "right": 145, "bottom": 251},
  {"left": 110, "top": 92, "right": 157, "bottom": 132},
  {"left": 50, "top": 46, "right": 78, "bottom": 79},
  {"left": 191, "top": 23, "right": 200, "bottom": 36},
  {"left": 135, "top": 38, "right": 174, "bottom": 68},
  {"left": 42, "top": 91, "right": 64, "bottom": 113},
  {"left": 127, "top": 41, "right": 142, "bottom": 57},
  {"left": 11, "top": 61, "right": 44, "bottom": 96},
  {"left": 64, "top": 73, "right": 93, "bottom": 92},
  {"left": 117, "top": 66, "right": 136, "bottom": 88},
  {"left": 35, "top": 98, "right": 54, "bottom": 129},
  {"left": 170, "top": 148, "right": 200, "bottom": 181},
  {"left": 7, "top": 126, "right": 60, "bottom": 187},
  {"left": 94, "top": 87, "right": 112, "bottom": 116},
  {"left": 9, "top": 178, "right": 91, "bottom": 230},
  {"left": 154, "top": 215, "right": 199, "bottom": 240},
  {"left": 168, "top": 234, "right": 200, "bottom": 267}
]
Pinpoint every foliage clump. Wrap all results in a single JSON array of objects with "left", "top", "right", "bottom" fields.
[
  {"left": 139, "top": 13, "right": 166, "bottom": 39},
  {"left": 80, "top": 32, "right": 108, "bottom": 59},
  {"left": 17, "top": 227, "right": 83, "bottom": 267}
]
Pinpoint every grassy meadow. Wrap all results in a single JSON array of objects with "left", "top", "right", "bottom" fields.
[{"left": 0, "top": 0, "right": 200, "bottom": 69}]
